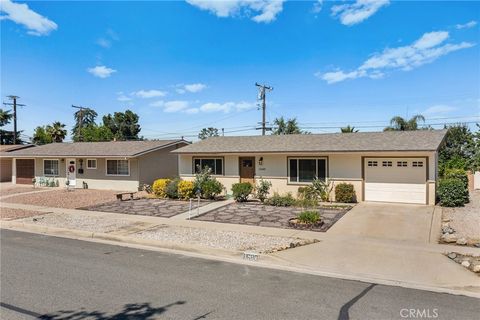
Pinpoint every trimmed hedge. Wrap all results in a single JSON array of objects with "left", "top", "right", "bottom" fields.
[
  {"left": 335, "top": 183, "right": 356, "bottom": 203},
  {"left": 438, "top": 178, "right": 467, "bottom": 207},
  {"left": 443, "top": 168, "right": 469, "bottom": 204},
  {"left": 265, "top": 192, "right": 296, "bottom": 207},
  {"left": 201, "top": 179, "right": 223, "bottom": 199},
  {"left": 152, "top": 179, "right": 170, "bottom": 198},
  {"left": 177, "top": 180, "right": 195, "bottom": 199},
  {"left": 165, "top": 179, "right": 180, "bottom": 199},
  {"left": 231, "top": 182, "right": 253, "bottom": 202}
]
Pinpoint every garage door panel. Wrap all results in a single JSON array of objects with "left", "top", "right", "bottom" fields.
[
  {"left": 16, "top": 159, "right": 34, "bottom": 184},
  {"left": 364, "top": 158, "right": 427, "bottom": 204}
]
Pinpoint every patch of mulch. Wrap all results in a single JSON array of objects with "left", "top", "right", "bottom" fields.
[
  {"left": 193, "top": 201, "right": 352, "bottom": 232},
  {"left": 0, "top": 207, "right": 46, "bottom": 221},
  {"left": 3, "top": 189, "right": 120, "bottom": 209}
]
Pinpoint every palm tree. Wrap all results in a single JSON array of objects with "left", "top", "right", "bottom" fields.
[
  {"left": 272, "top": 117, "right": 307, "bottom": 135},
  {"left": 384, "top": 114, "right": 425, "bottom": 131},
  {"left": 47, "top": 121, "right": 67, "bottom": 143},
  {"left": 0, "top": 108, "right": 13, "bottom": 127},
  {"left": 340, "top": 125, "right": 359, "bottom": 133}
]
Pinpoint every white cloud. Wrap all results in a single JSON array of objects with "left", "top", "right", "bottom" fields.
[
  {"left": 456, "top": 20, "right": 477, "bottom": 30},
  {"left": 163, "top": 101, "right": 190, "bottom": 113},
  {"left": 96, "top": 28, "right": 119, "bottom": 48},
  {"left": 149, "top": 100, "right": 165, "bottom": 107},
  {"left": 176, "top": 83, "right": 207, "bottom": 94},
  {"left": 318, "top": 31, "right": 475, "bottom": 84},
  {"left": 423, "top": 105, "right": 457, "bottom": 116},
  {"left": 331, "top": 0, "right": 389, "bottom": 26},
  {"left": 96, "top": 38, "right": 111, "bottom": 48},
  {"left": 116, "top": 92, "right": 132, "bottom": 102},
  {"left": 0, "top": 0, "right": 57, "bottom": 36},
  {"left": 200, "top": 101, "right": 256, "bottom": 113},
  {"left": 87, "top": 65, "right": 117, "bottom": 78},
  {"left": 184, "top": 108, "right": 200, "bottom": 114},
  {"left": 186, "top": 0, "right": 285, "bottom": 23},
  {"left": 312, "top": 0, "right": 323, "bottom": 14},
  {"left": 133, "top": 90, "right": 168, "bottom": 98}
]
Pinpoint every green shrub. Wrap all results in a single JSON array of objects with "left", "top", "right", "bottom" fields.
[
  {"left": 165, "top": 178, "right": 180, "bottom": 199},
  {"left": 265, "top": 192, "right": 296, "bottom": 207},
  {"left": 297, "top": 211, "right": 321, "bottom": 224},
  {"left": 232, "top": 182, "right": 253, "bottom": 202},
  {"left": 255, "top": 179, "right": 272, "bottom": 203},
  {"left": 443, "top": 168, "right": 469, "bottom": 203},
  {"left": 335, "top": 183, "right": 356, "bottom": 203},
  {"left": 201, "top": 179, "right": 223, "bottom": 199},
  {"left": 311, "top": 178, "right": 332, "bottom": 201},
  {"left": 177, "top": 180, "right": 195, "bottom": 199},
  {"left": 438, "top": 178, "right": 468, "bottom": 207},
  {"left": 152, "top": 179, "right": 170, "bottom": 198}
]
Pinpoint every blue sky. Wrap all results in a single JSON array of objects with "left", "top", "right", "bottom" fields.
[{"left": 1, "top": 0, "right": 479, "bottom": 141}]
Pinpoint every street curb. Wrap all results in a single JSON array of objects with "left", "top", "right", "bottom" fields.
[{"left": 2, "top": 222, "right": 480, "bottom": 299}]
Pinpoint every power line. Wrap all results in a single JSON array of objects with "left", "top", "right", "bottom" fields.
[
  {"left": 3, "top": 95, "right": 26, "bottom": 144},
  {"left": 255, "top": 82, "right": 273, "bottom": 135}
]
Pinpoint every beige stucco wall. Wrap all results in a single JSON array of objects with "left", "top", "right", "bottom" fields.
[
  {"left": 179, "top": 151, "right": 438, "bottom": 204},
  {"left": 138, "top": 143, "right": 186, "bottom": 185}
]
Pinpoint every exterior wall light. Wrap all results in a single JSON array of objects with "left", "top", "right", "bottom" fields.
[{"left": 258, "top": 157, "right": 263, "bottom": 166}]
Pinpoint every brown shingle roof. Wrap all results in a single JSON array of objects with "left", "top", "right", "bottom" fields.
[
  {"left": 174, "top": 130, "right": 447, "bottom": 154},
  {"left": 9, "top": 140, "right": 188, "bottom": 157}
]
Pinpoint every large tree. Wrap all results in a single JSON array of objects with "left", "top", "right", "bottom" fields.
[
  {"left": 32, "top": 126, "right": 53, "bottom": 144},
  {"left": 0, "top": 109, "right": 13, "bottom": 127},
  {"left": 80, "top": 124, "right": 114, "bottom": 142},
  {"left": 46, "top": 121, "right": 67, "bottom": 143},
  {"left": 198, "top": 127, "right": 219, "bottom": 140},
  {"left": 0, "top": 108, "right": 22, "bottom": 144},
  {"left": 271, "top": 117, "right": 307, "bottom": 135},
  {"left": 438, "top": 124, "right": 475, "bottom": 176},
  {"left": 102, "top": 109, "right": 141, "bottom": 140},
  {"left": 384, "top": 115, "right": 425, "bottom": 131},
  {"left": 72, "top": 108, "right": 98, "bottom": 141},
  {"left": 340, "top": 125, "right": 359, "bottom": 133}
]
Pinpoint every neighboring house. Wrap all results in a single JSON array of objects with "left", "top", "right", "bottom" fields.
[
  {"left": 8, "top": 140, "right": 189, "bottom": 191},
  {"left": 0, "top": 144, "right": 35, "bottom": 182},
  {"left": 173, "top": 130, "right": 447, "bottom": 205}
]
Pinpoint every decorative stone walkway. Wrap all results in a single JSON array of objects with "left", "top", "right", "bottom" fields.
[
  {"left": 81, "top": 198, "right": 212, "bottom": 218},
  {"left": 193, "top": 202, "right": 351, "bottom": 232}
]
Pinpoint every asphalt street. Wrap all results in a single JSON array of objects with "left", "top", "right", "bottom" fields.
[{"left": 1, "top": 229, "right": 479, "bottom": 319}]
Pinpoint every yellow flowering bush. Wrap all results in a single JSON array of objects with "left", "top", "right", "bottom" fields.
[
  {"left": 152, "top": 178, "right": 170, "bottom": 198},
  {"left": 177, "top": 180, "right": 195, "bottom": 199}
]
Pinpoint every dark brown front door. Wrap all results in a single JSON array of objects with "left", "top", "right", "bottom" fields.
[
  {"left": 16, "top": 159, "right": 34, "bottom": 184},
  {"left": 239, "top": 157, "right": 255, "bottom": 184}
]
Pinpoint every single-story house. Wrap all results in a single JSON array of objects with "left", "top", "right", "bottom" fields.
[
  {"left": 173, "top": 130, "right": 447, "bottom": 205},
  {"left": 7, "top": 139, "right": 189, "bottom": 191},
  {"left": 0, "top": 144, "right": 35, "bottom": 182}
]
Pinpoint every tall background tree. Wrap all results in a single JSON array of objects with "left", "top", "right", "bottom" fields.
[
  {"left": 198, "top": 127, "right": 219, "bottom": 140},
  {"left": 0, "top": 108, "right": 23, "bottom": 144},
  {"left": 271, "top": 117, "right": 308, "bottom": 135},
  {"left": 47, "top": 121, "right": 67, "bottom": 143},
  {"left": 102, "top": 110, "right": 141, "bottom": 140},
  {"left": 340, "top": 125, "right": 359, "bottom": 133},
  {"left": 72, "top": 108, "right": 98, "bottom": 141},
  {"left": 438, "top": 123, "right": 477, "bottom": 176},
  {"left": 32, "top": 126, "right": 53, "bottom": 144},
  {"left": 384, "top": 115, "right": 425, "bottom": 131}
]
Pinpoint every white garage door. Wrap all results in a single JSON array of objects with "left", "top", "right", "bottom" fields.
[{"left": 364, "top": 158, "right": 427, "bottom": 204}]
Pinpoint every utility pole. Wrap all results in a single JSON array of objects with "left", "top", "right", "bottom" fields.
[
  {"left": 71, "top": 105, "right": 89, "bottom": 142},
  {"left": 3, "top": 95, "right": 26, "bottom": 144},
  {"left": 255, "top": 82, "right": 273, "bottom": 135}
]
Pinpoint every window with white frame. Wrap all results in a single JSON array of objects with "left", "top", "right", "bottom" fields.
[
  {"left": 44, "top": 159, "right": 59, "bottom": 176},
  {"left": 106, "top": 159, "right": 129, "bottom": 175},
  {"left": 382, "top": 161, "right": 393, "bottom": 167},
  {"left": 193, "top": 158, "right": 223, "bottom": 175},
  {"left": 289, "top": 158, "right": 327, "bottom": 183},
  {"left": 87, "top": 159, "right": 97, "bottom": 169},
  {"left": 367, "top": 161, "right": 378, "bottom": 167},
  {"left": 412, "top": 161, "right": 424, "bottom": 167}
]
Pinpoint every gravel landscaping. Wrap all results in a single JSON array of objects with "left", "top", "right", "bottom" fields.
[
  {"left": 193, "top": 202, "right": 351, "bottom": 232},
  {"left": 0, "top": 183, "right": 45, "bottom": 197},
  {"left": 3, "top": 189, "right": 121, "bottom": 209},
  {"left": 0, "top": 208, "right": 46, "bottom": 221},
  {"left": 81, "top": 198, "right": 212, "bottom": 218},
  {"left": 441, "top": 191, "right": 480, "bottom": 246},
  {"left": 134, "top": 225, "right": 315, "bottom": 253},
  {"left": 24, "top": 213, "right": 134, "bottom": 233},
  {"left": 446, "top": 252, "right": 480, "bottom": 274}
]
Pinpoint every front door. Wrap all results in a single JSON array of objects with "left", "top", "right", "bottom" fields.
[
  {"left": 239, "top": 157, "right": 255, "bottom": 185},
  {"left": 66, "top": 158, "right": 76, "bottom": 187}
]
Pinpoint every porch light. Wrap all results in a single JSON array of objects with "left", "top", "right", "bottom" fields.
[{"left": 258, "top": 157, "right": 263, "bottom": 166}]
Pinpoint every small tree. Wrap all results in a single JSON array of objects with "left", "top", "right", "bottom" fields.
[
  {"left": 198, "top": 127, "right": 219, "bottom": 140},
  {"left": 384, "top": 115, "right": 425, "bottom": 131},
  {"left": 255, "top": 179, "right": 272, "bottom": 203}
]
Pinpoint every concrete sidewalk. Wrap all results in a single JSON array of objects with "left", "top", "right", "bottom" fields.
[{"left": 1, "top": 201, "right": 480, "bottom": 298}]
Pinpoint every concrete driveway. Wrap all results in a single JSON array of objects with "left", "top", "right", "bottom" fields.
[{"left": 327, "top": 202, "right": 438, "bottom": 244}]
